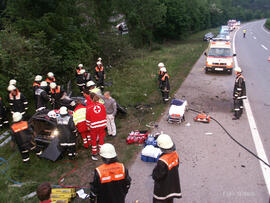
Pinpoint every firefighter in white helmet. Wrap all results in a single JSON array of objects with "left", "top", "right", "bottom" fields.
[
  {"left": 233, "top": 67, "right": 246, "bottom": 120},
  {"left": 10, "top": 112, "right": 42, "bottom": 163},
  {"left": 49, "top": 82, "right": 65, "bottom": 109},
  {"left": 45, "top": 72, "right": 56, "bottom": 85},
  {"left": 9, "top": 79, "right": 17, "bottom": 87},
  {"left": 95, "top": 61, "right": 106, "bottom": 91},
  {"left": 90, "top": 143, "right": 131, "bottom": 203},
  {"left": 97, "top": 57, "right": 103, "bottom": 65},
  {"left": 8, "top": 85, "right": 28, "bottom": 115},
  {"left": 76, "top": 65, "right": 86, "bottom": 92},
  {"left": 159, "top": 67, "right": 170, "bottom": 103},
  {"left": 33, "top": 75, "right": 43, "bottom": 91},
  {"left": 152, "top": 134, "right": 182, "bottom": 202},
  {"left": 35, "top": 81, "right": 50, "bottom": 112},
  {"left": 158, "top": 62, "right": 165, "bottom": 89},
  {"left": 57, "top": 106, "right": 77, "bottom": 159},
  {"left": 86, "top": 81, "right": 102, "bottom": 96}
]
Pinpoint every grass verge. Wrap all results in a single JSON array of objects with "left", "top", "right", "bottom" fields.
[
  {"left": 0, "top": 28, "right": 218, "bottom": 202},
  {"left": 265, "top": 18, "right": 270, "bottom": 30}
]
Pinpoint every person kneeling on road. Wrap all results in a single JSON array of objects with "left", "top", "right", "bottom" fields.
[
  {"left": 159, "top": 67, "right": 170, "bottom": 103},
  {"left": 152, "top": 134, "right": 182, "bottom": 203},
  {"left": 73, "top": 99, "right": 91, "bottom": 148},
  {"left": 233, "top": 67, "right": 246, "bottom": 120},
  {"left": 57, "top": 106, "right": 77, "bottom": 159},
  {"left": 90, "top": 143, "right": 131, "bottom": 203},
  {"left": 103, "top": 91, "right": 117, "bottom": 137},
  {"left": 86, "top": 94, "right": 107, "bottom": 161},
  {"left": 10, "top": 112, "right": 42, "bottom": 163}
]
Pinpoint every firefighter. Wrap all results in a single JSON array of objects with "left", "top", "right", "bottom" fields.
[
  {"left": 90, "top": 143, "right": 131, "bottom": 203},
  {"left": 158, "top": 62, "right": 165, "bottom": 88},
  {"left": 76, "top": 64, "right": 85, "bottom": 92},
  {"left": 95, "top": 61, "right": 106, "bottom": 91},
  {"left": 9, "top": 79, "right": 17, "bottom": 87},
  {"left": 45, "top": 72, "right": 56, "bottom": 85},
  {"left": 49, "top": 82, "right": 65, "bottom": 109},
  {"left": 8, "top": 85, "right": 28, "bottom": 115},
  {"left": 86, "top": 81, "right": 102, "bottom": 96},
  {"left": 82, "top": 69, "right": 93, "bottom": 89},
  {"left": 0, "top": 97, "right": 8, "bottom": 128},
  {"left": 86, "top": 94, "right": 107, "bottom": 161},
  {"left": 33, "top": 75, "right": 43, "bottom": 91},
  {"left": 57, "top": 106, "right": 77, "bottom": 159},
  {"left": 10, "top": 112, "right": 42, "bottom": 163},
  {"left": 152, "top": 134, "right": 182, "bottom": 203},
  {"left": 97, "top": 57, "right": 103, "bottom": 65},
  {"left": 159, "top": 67, "right": 170, "bottom": 103},
  {"left": 73, "top": 99, "right": 91, "bottom": 148},
  {"left": 35, "top": 81, "right": 50, "bottom": 112},
  {"left": 233, "top": 67, "right": 246, "bottom": 120}
]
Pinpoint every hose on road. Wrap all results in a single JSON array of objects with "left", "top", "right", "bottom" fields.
[{"left": 189, "top": 108, "right": 270, "bottom": 168}]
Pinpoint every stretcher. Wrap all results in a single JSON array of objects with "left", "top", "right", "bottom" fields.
[{"left": 167, "top": 99, "right": 187, "bottom": 124}]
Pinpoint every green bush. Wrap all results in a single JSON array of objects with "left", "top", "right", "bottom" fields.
[{"left": 265, "top": 18, "right": 270, "bottom": 30}]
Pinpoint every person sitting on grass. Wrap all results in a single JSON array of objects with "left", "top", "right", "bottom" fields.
[{"left": 37, "top": 182, "right": 52, "bottom": 203}]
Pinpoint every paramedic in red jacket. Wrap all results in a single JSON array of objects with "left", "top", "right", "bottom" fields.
[
  {"left": 73, "top": 99, "right": 91, "bottom": 148},
  {"left": 86, "top": 94, "right": 107, "bottom": 161}
]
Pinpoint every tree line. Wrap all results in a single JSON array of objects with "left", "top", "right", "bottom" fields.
[{"left": 0, "top": 0, "right": 269, "bottom": 99}]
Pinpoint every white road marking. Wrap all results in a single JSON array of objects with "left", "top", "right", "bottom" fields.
[
  {"left": 253, "top": 36, "right": 256, "bottom": 40},
  {"left": 261, "top": 23, "right": 270, "bottom": 35},
  {"left": 261, "top": 44, "right": 268, "bottom": 50},
  {"left": 233, "top": 25, "right": 270, "bottom": 195}
]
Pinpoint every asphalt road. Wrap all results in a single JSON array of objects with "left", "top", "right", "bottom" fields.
[
  {"left": 125, "top": 20, "right": 270, "bottom": 203},
  {"left": 235, "top": 20, "right": 270, "bottom": 164}
]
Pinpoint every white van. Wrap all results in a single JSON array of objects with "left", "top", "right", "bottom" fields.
[{"left": 204, "top": 40, "right": 236, "bottom": 74}]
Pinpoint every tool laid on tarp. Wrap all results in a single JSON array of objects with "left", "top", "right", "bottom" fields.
[
  {"left": 126, "top": 130, "right": 149, "bottom": 144},
  {"left": 194, "top": 112, "right": 211, "bottom": 123}
]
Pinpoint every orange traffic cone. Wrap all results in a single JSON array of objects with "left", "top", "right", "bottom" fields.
[{"left": 268, "top": 56, "right": 270, "bottom": 61}]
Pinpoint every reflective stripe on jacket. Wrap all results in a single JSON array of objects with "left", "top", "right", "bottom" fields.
[
  {"left": 96, "top": 163, "right": 125, "bottom": 184},
  {"left": 73, "top": 106, "right": 86, "bottom": 125},
  {"left": 51, "top": 86, "right": 61, "bottom": 94},
  {"left": 11, "top": 121, "right": 28, "bottom": 133},
  {"left": 159, "top": 151, "right": 179, "bottom": 170}
]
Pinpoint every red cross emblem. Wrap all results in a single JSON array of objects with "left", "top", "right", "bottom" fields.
[{"left": 93, "top": 105, "right": 101, "bottom": 114}]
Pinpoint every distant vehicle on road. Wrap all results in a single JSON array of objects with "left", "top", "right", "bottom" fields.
[
  {"left": 203, "top": 32, "right": 214, "bottom": 41},
  {"left": 204, "top": 40, "right": 236, "bottom": 74},
  {"left": 216, "top": 33, "right": 230, "bottom": 41},
  {"left": 220, "top": 25, "right": 229, "bottom": 33},
  {"left": 228, "top": 20, "right": 237, "bottom": 31}
]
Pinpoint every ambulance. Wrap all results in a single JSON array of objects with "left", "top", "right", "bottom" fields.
[{"left": 204, "top": 40, "right": 236, "bottom": 74}]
